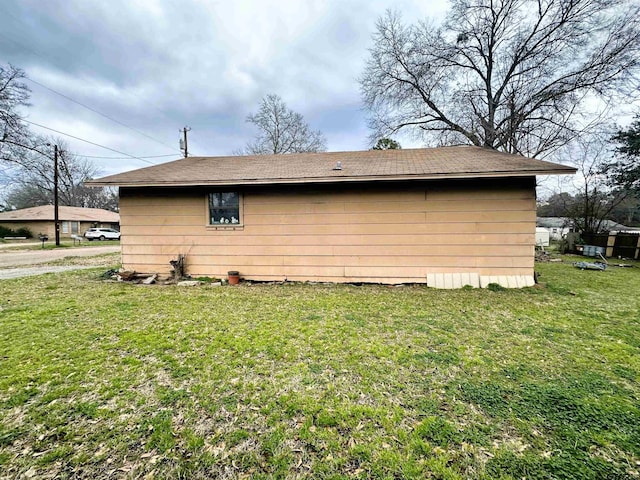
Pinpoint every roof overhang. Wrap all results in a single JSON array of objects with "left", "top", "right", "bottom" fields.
[{"left": 88, "top": 168, "right": 576, "bottom": 188}]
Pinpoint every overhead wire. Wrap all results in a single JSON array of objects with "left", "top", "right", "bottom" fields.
[
  {"left": 0, "top": 13, "right": 172, "bottom": 119},
  {"left": 21, "top": 119, "right": 158, "bottom": 165},
  {"left": 0, "top": 19, "right": 186, "bottom": 156},
  {"left": 25, "top": 77, "right": 183, "bottom": 155},
  {"left": 73, "top": 153, "right": 179, "bottom": 160},
  {"left": 0, "top": 27, "right": 50, "bottom": 64}
]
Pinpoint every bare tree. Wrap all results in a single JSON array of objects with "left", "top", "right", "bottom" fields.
[
  {"left": 3, "top": 139, "right": 118, "bottom": 211},
  {"left": 0, "top": 64, "right": 33, "bottom": 164},
  {"left": 0, "top": 65, "right": 116, "bottom": 211},
  {"left": 0, "top": 63, "right": 52, "bottom": 198},
  {"left": 361, "top": 1, "right": 640, "bottom": 158},
  {"left": 543, "top": 134, "right": 629, "bottom": 233},
  {"left": 242, "top": 94, "right": 327, "bottom": 155}
]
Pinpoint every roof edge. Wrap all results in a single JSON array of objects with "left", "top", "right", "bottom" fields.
[{"left": 87, "top": 168, "right": 577, "bottom": 188}]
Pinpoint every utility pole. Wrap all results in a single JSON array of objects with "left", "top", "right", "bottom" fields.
[
  {"left": 181, "top": 126, "right": 191, "bottom": 157},
  {"left": 53, "top": 144, "right": 60, "bottom": 246}
]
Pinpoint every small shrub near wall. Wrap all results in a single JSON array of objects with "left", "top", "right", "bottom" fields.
[
  {"left": 0, "top": 226, "right": 34, "bottom": 238},
  {"left": 15, "top": 227, "right": 33, "bottom": 238}
]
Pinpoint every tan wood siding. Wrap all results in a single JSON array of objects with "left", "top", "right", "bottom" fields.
[
  {"left": 119, "top": 178, "right": 537, "bottom": 283},
  {"left": 120, "top": 222, "right": 535, "bottom": 236}
]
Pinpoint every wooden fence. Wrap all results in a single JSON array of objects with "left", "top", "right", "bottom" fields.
[{"left": 581, "top": 232, "right": 640, "bottom": 260}]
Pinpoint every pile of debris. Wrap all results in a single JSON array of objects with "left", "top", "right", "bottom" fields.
[
  {"left": 104, "top": 268, "right": 225, "bottom": 287},
  {"left": 574, "top": 261, "right": 607, "bottom": 271},
  {"left": 109, "top": 269, "right": 161, "bottom": 284},
  {"left": 535, "top": 250, "right": 551, "bottom": 262},
  {"left": 535, "top": 250, "right": 562, "bottom": 263}
]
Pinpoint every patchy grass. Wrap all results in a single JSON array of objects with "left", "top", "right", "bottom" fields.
[
  {"left": 42, "top": 252, "right": 121, "bottom": 268},
  {"left": 0, "top": 261, "right": 638, "bottom": 479}
]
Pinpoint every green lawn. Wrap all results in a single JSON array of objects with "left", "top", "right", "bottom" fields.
[{"left": 0, "top": 260, "right": 638, "bottom": 479}]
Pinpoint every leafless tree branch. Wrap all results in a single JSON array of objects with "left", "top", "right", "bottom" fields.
[
  {"left": 241, "top": 94, "right": 327, "bottom": 155},
  {"left": 361, "top": 0, "right": 640, "bottom": 158}
]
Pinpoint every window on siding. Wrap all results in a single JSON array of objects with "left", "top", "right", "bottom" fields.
[
  {"left": 61, "top": 221, "right": 79, "bottom": 234},
  {"left": 208, "top": 192, "right": 240, "bottom": 225}
]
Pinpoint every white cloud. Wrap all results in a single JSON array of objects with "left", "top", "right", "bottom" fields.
[{"left": 1, "top": 0, "right": 451, "bottom": 177}]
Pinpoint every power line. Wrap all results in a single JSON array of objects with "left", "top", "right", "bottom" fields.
[
  {"left": 0, "top": 28, "right": 50, "bottom": 64},
  {"left": 72, "top": 153, "right": 178, "bottom": 160},
  {"left": 0, "top": 21, "right": 170, "bottom": 118},
  {"left": 21, "top": 119, "right": 157, "bottom": 165},
  {"left": 25, "top": 77, "right": 182, "bottom": 154},
  {"left": 1, "top": 9, "right": 204, "bottom": 159},
  {"left": 0, "top": 23, "right": 183, "bottom": 155}
]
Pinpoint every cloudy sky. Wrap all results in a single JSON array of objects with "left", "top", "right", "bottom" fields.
[{"left": 1, "top": 0, "right": 450, "bottom": 177}]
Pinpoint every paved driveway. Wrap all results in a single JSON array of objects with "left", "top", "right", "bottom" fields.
[
  {"left": 0, "top": 242, "right": 43, "bottom": 249},
  {"left": 0, "top": 265, "right": 101, "bottom": 280},
  {"left": 0, "top": 245, "right": 120, "bottom": 268}
]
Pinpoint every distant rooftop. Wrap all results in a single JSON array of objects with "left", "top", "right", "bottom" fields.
[
  {"left": 0, "top": 205, "right": 119, "bottom": 223},
  {"left": 88, "top": 146, "right": 576, "bottom": 187},
  {"left": 537, "top": 216, "right": 640, "bottom": 232}
]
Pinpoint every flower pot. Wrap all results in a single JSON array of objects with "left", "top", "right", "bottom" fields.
[{"left": 228, "top": 271, "right": 240, "bottom": 285}]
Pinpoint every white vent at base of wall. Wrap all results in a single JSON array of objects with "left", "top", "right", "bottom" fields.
[
  {"left": 426, "top": 273, "right": 535, "bottom": 289},
  {"left": 426, "top": 272, "right": 479, "bottom": 288}
]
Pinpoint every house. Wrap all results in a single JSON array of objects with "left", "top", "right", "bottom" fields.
[
  {"left": 88, "top": 146, "right": 575, "bottom": 288},
  {"left": 536, "top": 217, "right": 575, "bottom": 241},
  {"left": 0, "top": 205, "right": 120, "bottom": 238},
  {"left": 537, "top": 216, "right": 640, "bottom": 239}
]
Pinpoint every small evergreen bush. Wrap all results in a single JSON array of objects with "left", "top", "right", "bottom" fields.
[
  {"left": 0, "top": 226, "right": 34, "bottom": 238},
  {"left": 15, "top": 227, "right": 33, "bottom": 238}
]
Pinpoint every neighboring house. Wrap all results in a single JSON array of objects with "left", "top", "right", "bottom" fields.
[
  {"left": 0, "top": 205, "right": 120, "bottom": 238},
  {"left": 597, "top": 220, "right": 640, "bottom": 234},
  {"left": 537, "top": 216, "right": 640, "bottom": 239},
  {"left": 536, "top": 217, "right": 575, "bottom": 241},
  {"left": 89, "top": 146, "right": 575, "bottom": 288}
]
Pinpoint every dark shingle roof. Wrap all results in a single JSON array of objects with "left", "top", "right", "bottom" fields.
[{"left": 88, "top": 146, "right": 576, "bottom": 187}]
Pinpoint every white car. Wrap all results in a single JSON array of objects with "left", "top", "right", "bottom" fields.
[{"left": 84, "top": 228, "right": 121, "bottom": 241}]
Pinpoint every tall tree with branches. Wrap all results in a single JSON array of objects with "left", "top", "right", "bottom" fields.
[
  {"left": 361, "top": 0, "right": 640, "bottom": 158},
  {"left": 0, "top": 64, "right": 116, "bottom": 211},
  {"left": 539, "top": 133, "right": 630, "bottom": 233},
  {"left": 0, "top": 64, "right": 33, "bottom": 164},
  {"left": 2, "top": 139, "right": 118, "bottom": 211},
  {"left": 242, "top": 94, "right": 327, "bottom": 155},
  {"left": 610, "top": 114, "right": 640, "bottom": 194},
  {"left": 0, "top": 63, "right": 53, "bottom": 196}
]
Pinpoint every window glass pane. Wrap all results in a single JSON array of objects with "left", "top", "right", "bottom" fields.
[
  {"left": 62, "top": 222, "right": 69, "bottom": 233},
  {"left": 72, "top": 222, "right": 79, "bottom": 234},
  {"left": 209, "top": 192, "right": 240, "bottom": 224}
]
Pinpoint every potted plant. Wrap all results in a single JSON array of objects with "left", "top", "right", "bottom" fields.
[{"left": 228, "top": 271, "right": 240, "bottom": 285}]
